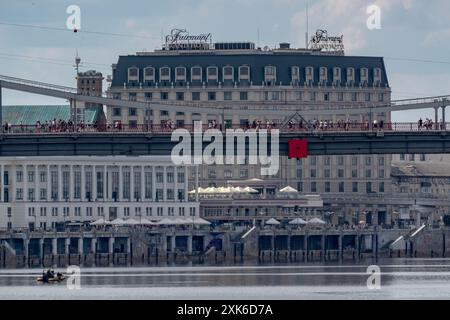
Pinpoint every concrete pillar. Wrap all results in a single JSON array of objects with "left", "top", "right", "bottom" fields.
[
  {"left": 321, "top": 235, "right": 326, "bottom": 256},
  {"left": 24, "top": 238, "right": 29, "bottom": 258},
  {"left": 38, "top": 238, "right": 44, "bottom": 257},
  {"left": 108, "top": 237, "right": 114, "bottom": 254},
  {"left": 51, "top": 238, "right": 57, "bottom": 255},
  {"left": 65, "top": 238, "right": 70, "bottom": 254},
  {"left": 435, "top": 107, "right": 439, "bottom": 129},
  {"left": 78, "top": 238, "right": 83, "bottom": 255},
  {"left": 91, "top": 238, "right": 97, "bottom": 254},
  {"left": 187, "top": 236, "right": 192, "bottom": 254},
  {"left": 171, "top": 236, "right": 176, "bottom": 252},
  {"left": 126, "top": 237, "right": 131, "bottom": 254},
  {"left": 443, "top": 106, "right": 446, "bottom": 130}
]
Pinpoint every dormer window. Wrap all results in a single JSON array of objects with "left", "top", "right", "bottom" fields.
[
  {"left": 128, "top": 67, "right": 139, "bottom": 82},
  {"left": 207, "top": 66, "right": 218, "bottom": 81},
  {"left": 264, "top": 66, "right": 276, "bottom": 82},
  {"left": 175, "top": 66, "right": 186, "bottom": 81},
  {"left": 191, "top": 66, "right": 202, "bottom": 82},
  {"left": 347, "top": 67, "right": 355, "bottom": 84},
  {"left": 222, "top": 66, "right": 234, "bottom": 81},
  {"left": 305, "top": 66, "right": 314, "bottom": 83},
  {"left": 319, "top": 67, "right": 328, "bottom": 83},
  {"left": 291, "top": 66, "right": 300, "bottom": 82},
  {"left": 159, "top": 67, "right": 171, "bottom": 81},
  {"left": 238, "top": 66, "right": 250, "bottom": 81},
  {"left": 360, "top": 68, "right": 368, "bottom": 83},
  {"left": 373, "top": 67, "right": 382, "bottom": 84},
  {"left": 333, "top": 67, "right": 341, "bottom": 83},
  {"left": 144, "top": 67, "right": 155, "bottom": 81}
]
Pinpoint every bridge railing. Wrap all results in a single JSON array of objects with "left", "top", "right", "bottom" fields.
[
  {"left": 1, "top": 122, "right": 449, "bottom": 134},
  {"left": 0, "top": 74, "right": 77, "bottom": 94}
]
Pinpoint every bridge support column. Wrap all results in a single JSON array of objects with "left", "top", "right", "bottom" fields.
[
  {"left": 442, "top": 102, "right": 447, "bottom": 130},
  {"left": 435, "top": 107, "right": 439, "bottom": 130}
]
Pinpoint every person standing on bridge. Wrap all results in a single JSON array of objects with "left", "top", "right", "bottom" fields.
[{"left": 418, "top": 118, "right": 423, "bottom": 130}]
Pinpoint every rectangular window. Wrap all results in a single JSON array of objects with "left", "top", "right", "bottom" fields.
[
  {"left": 310, "top": 182, "right": 317, "bottom": 193},
  {"left": 239, "top": 92, "right": 248, "bottom": 101},
  {"left": 224, "top": 92, "right": 232, "bottom": 101},
  {"left": 176, "top": 92, "right": 184, "bottom": 101},
  {"left": 208, "top": 92, "right": 216, "bottom": 101},
  {"left": 297, "top": 182, "right": 303, "bottom": 193},
  {"left": 192, "top": 92, "right": 200, "bottom": 101},
  {"left": 112, "top": 108, "right": 121, "bottom": 116},
  {"left": 339, "top": 182, "right": 345, "bottom": 193},
  {"left": 129, "top": 108, "right": 137, "bottom": 116},
  {"left": 379, "top": 182, "right": 385, "bottom": 193},
  {"left": 351, "top": 92, "right": 357, "bottom": 101},
  {"left": 160, "top": 92, "right": 168, "bottom": 100},
  {"left": 128, "top": 93, "right": 137, "bottom": 101},
  {"left": 352, "top": 182, "right": 358, "bottom": 193},
  {"left": 325, "top": 182, "right": 331, "bottom": 193}
]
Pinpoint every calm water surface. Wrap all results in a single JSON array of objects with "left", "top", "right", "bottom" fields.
[{"left": 0, "top": 258, "right": 449, "bottom": 299}]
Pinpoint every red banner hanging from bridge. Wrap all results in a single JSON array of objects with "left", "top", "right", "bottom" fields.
[{"left": 288, "top": 139, "right": 308, "bottom": 159}]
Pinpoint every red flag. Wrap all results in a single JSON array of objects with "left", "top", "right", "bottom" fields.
[{"left": 288, "top": 139, "right": 308, "bottom": 159}]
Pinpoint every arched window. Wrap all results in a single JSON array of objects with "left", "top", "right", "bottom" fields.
[
  {"left": 175, "top": 66, "right": 186, "bottom": 81},
  {"left": 319, "top": 67, "right": 328, "bottom": 82},
  {"left": 305, "top": 66, "right": 314, "bottom": 82},
  {"left": 333, "top": 67, "right": 341, "bottom": 83},
  {"left": 159, "top": 66, "right": 171, "bottom": 81},
  {"left": 291, "top": 66, "right": 300, "bottom": 82},
  {"left": 264, "top": 66, "right": 276, "bottom": 82},
  {"left": 222, "top": 66, "right": 234, "bottom": 81},
  {"left": 238, "top": 65, "right": 250, "bottom": 81},
  {"left": 143, "top": 67, "right": 155, "bottom": 81},
  {"left": 127, "top": 67, "right": 139, "bottom": 82},
  {"left": 191, "top": 66, "right": 202, "bottom": 81},
  {"left": 207, "top": 66, "right": 218, "bottom": 81},
  {"left": 347, "top": 67, "right": 355, "bottom": 84}
]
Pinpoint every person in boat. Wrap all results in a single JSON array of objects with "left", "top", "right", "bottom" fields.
[{"left": 46, "top": 268, "right": 55, "bottom": 279}]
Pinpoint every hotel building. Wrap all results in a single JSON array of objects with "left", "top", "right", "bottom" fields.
[{"left": 105, "top": 31, "right": 392, "bottom": 225}]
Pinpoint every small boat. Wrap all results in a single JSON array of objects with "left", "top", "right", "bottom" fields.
[{"left": 36, "top": 273, "right": 66, "bottom": 284}]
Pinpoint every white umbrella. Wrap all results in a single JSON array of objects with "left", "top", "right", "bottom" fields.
[
  {"left": 289, "top": 218, "right": 307, "bottom": 225},
  {"left": 90, "top": 217, "right": 110, "bottom": 225},
  {"left": 140, "top": 218, "right": 156, "bottom": 225},
  {"left": 243, "top": 186, "right": 258, "bottom": 193},
  {"left": 192, "top": 217, "right": 211, "bottom": 225},
  {"left": 279, "top": 186, "right": 298, "bottom": 193},
  {"left": 111, "top": 218, "right": 125, "bottom": 226},
  {"left": 265, "top": 218, "right": 281, "bottom": 225},
  {"left": 123, "top": 218, "right": 140, "bottom": 225},
  {"left": 308, "top": 217, "right": 326, "bottom": 224},
  {"left": 156, "top": 218, "right": 176, "bottom": 225}
]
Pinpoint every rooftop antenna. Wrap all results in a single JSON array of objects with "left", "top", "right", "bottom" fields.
[
  {"left": 305, "top": 0, "right": 309, "bottom": 49},
  {"left": 74, "top": 51, "right": 81, "bottom": 76},
  {"left": 257, "top": 26, "right": 260, "bottom": 48}
]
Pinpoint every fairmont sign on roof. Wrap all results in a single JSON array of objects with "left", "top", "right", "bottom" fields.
[
  {"left": 310, "top": 29, "right": 344, "bottom": 53},
  {"left": 165, "top": 29, "right": 211, "bottom": 44}
]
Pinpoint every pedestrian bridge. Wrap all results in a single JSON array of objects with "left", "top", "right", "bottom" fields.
[{"left": 0, "top": 129, "right": 449, "bottom": 157}]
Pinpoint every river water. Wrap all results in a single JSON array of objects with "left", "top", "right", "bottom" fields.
[{"left": 0, "top": 258, "right": 449, "bottom": 299}]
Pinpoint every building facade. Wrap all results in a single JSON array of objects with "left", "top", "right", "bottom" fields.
[
  {"left": 0, "top": 156, "right": 199, "bottom": 230},
  {"left": 105, "top": 37, "right": 392, "bottom": 225}
]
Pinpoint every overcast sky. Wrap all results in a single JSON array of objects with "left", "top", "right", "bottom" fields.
[{"left": 0, "top": 0, "right": 450, "bottom": 121}]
